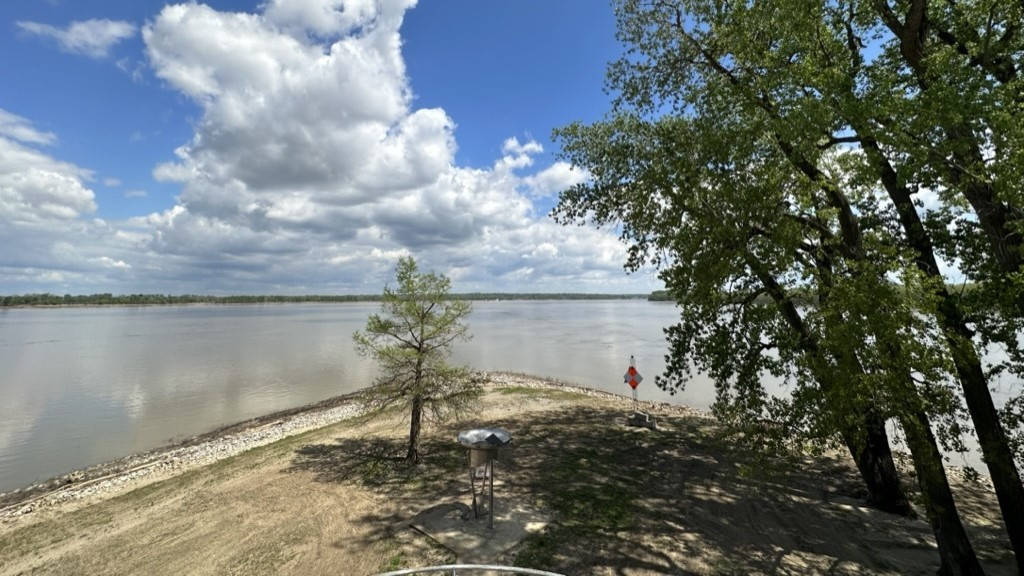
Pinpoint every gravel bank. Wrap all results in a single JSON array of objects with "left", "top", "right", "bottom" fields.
[
  {"left": 0, "top": 398, "right": 364, "bottom": 521},
  {"left": 0, "top": 372, "right": 708, "bottom": 523}
]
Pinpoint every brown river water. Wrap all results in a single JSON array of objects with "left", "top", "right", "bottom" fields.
[{"left": 0, "top": 300, "right": 1017, "bottom": 492}]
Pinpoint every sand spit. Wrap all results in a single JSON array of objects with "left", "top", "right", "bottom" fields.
[
  {"left": 0, "top": 373, "right": 1012, "bottom": 575},
  {"left": 0, "top": 372, "right": 697, "bottom": 522}
]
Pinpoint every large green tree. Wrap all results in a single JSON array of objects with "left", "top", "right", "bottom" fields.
[
  {"left": 555, "top": 0, "right": 1024, "bottom": 572},
  {"left": 353, "top": 256, "right": 479, "bottom": 465},
  {"left": 557, "top": 111, "right": 983, "bottom": 573}
]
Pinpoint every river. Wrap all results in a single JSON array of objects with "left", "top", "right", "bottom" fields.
[
  {"left": 0, "top": 300, "right": 1018, "bottom": 493},
  {"left": 0, "top": 300, "right": 693, "bottom": 492}
]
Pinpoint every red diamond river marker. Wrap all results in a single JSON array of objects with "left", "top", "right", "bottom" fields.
[{"left": 623, "top": 355, "right": 643, "bottom": 403}]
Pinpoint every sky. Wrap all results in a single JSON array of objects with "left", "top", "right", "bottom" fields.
[{"left": 1, "top": 0, "right": 663, "bottom": 295}]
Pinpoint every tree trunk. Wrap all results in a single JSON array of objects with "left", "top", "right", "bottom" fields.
[
  {"left": 842, "top": 410, "right": 914, "bottom": 516},
  {"left": 865, "top": 138, "right": 1024, "bottom": 572},
  {"left": 946, "top": 331, "right": 1024, "bottom": 574},
  {"left": 750, "top": 259, "right": 913, "bottom": 516},
  {"left": 899, "top": 409, "right": 985, "bottom": 576},
  {"left": 880, "top": 33, "right": 1024, "bottom": 568},
  {"left": 406, "top": 393, "right": 423, "bottom": 466}
]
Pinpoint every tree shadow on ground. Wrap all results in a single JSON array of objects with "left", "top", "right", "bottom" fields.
[
  {"left": 288, "top": 434, "right": 465, "bottom": 493},
  {"left": 287, "top": 403, "right": 1014, "bottom": 576}
]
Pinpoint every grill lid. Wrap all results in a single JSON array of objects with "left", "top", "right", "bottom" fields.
[{"left": 457, "top": 427, "right": 511, "bottom": 448}]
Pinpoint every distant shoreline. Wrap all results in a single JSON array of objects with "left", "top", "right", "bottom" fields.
[{"left": 1, "top": 293, "right": 654, "bottom": 309}]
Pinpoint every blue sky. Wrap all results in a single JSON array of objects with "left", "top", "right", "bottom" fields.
[{"left": 1, "top": 0, "right": 661, "bottom": 295}]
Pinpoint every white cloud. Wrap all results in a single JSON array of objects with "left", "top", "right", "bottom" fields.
[
  {"left": 529, "top": 243, "right": 559, "bottom": 258},
  {"left": 124, "top": 189, "right": 147, "bottom": 198},
  {"left": 502, "top": 137, "right": 543, "bottom": 156},
  {"left": 0, "top": 109, "right": 57, "bottom": 146},
  {"left": 128, "top": 1, "right": 650, "bottom": 293},
  {"left": 92, "top": 256, "right": 131, "bottom": 269},
  {"left": 263, "top": 0, "right": 392, "bottom": 37},
  {"left": 116, "top": 57, "right": 146, "bottom": 82},
  {"left": 495, "top": 136, "right": 543, "bottom": 172},
  {"left": 104, "top": 177, "right": 122, "bottom": 187},
  {"left": 0, "top": 134, "right": 95, "bottom": 222},
  {"left": 140, "top": 1, "right": 456, "bottom": 241},
  {"left": 143, "top": 2, "right": 420, "bottom": 194},
  {"left": 0, "top": 110, "right": 146, "bottom": 291},
  {"left": 17, "top": 19, "right": 137, "bottom": 59},
  {"left": 0, "top": 168, "right": 93, "bottom": 220},
  {"left": 913, "top": 187, "right": 942, "bottom": 213},
  {"left": 0, "top": 4, "right": 657, "bottom": 295},
  {"left": 524, "top": 161, "right": 590, "bottom": 197}
]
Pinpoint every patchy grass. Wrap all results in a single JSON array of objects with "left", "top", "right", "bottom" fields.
[
  {"left": 509, "top": 409, "right": 645, "bottom": 570},
  {"left": 1, "top": 386, "right": 1015, "bottom": 575},
  {"left": 288, "top": 434, "right": 466, "bottom": 492},
  {"left": 494, "top": 386, "right": 590, "bottom": 402},
  {"left": 0, "top": 505, "right": 112, "bottom": 560}
]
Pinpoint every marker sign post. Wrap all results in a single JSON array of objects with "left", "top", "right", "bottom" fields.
[
  {"left": 623, "top": 355, "right": 643, "bottom": 405},
  {"left": 623, "top": 355, "right": 656, "bottom": 429}
]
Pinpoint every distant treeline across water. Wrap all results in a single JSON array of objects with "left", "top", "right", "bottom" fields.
[{"left": 0, "top": 292, "right": 650, "bottom": 307}]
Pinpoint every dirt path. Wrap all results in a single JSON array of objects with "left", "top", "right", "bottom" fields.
[{"left": 0, "top": 375, "right": 1014, "bottom": 575}]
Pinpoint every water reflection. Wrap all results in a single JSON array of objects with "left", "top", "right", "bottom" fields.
[
  {"left": 0, "top": 301, "right": 1016, "bottom": 493},
  {"left": 0, "top": 304, "right": 383, "bottom": 492}
]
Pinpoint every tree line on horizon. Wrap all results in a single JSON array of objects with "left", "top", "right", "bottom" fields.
[{"left": 0, "top": 292, "right": 649, "bottom": 308}]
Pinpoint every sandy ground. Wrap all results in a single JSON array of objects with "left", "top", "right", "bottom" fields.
[{"left": 0, "top": 374, "right": 1015, "bottom": 575}]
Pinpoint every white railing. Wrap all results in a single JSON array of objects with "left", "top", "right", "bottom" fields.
[{"left": 374, "top": 564, "right": 565, "bottom": 576}]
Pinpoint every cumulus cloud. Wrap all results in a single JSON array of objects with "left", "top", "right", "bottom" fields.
[
  {"left": 502, "top": 137, "right": 543, "bottom": 157},
  {"left": 0, "top": 2, "right": 655, "bottom": 295},
  {"left": 131, "top": 0, "right": 647, "bottom": 293},
  {"left": 0, "top": 109, "right": 145, "bottom": 292},
  {"left": 92, "top": 256, "right": 131, "bottom": 269},
  {"left": 143, "top": 1, "right": 428, "bottom": 197},
  {"left": 912, "top": 187, "right": 942, "bottom": 213},
  {"left": 523, "top": 161, "right": 590, "bottom": 197},
  {"left": 17, "top": 19, "right": 137, "bottom": 59},
  {"left": 263, "top": 0, "right": 388, "bottom": 37},
  {"left": 0, "top": 117, "right": 95, "bottom": 223},
  {"left": 140, "top": 2, "right": 461, "bottom": 246}
]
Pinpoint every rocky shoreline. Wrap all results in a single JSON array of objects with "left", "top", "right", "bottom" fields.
[
  {"left": 0, "top": 372, "right": 703, "bottom": 523},
  {"left": 0, "top": 392, "right": 366, "bottom": 521}
]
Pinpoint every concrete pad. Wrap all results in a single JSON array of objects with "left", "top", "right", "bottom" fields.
[
  {"left": 409, "top": 498, "right": 550, "bottom": 564},
  {"left": 626, "top": 411, "right": 657, "bottom": 429}
]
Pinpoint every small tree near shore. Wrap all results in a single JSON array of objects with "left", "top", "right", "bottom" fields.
[{"left": 353, "top": 256, "right": 479, "bottom": 465}]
